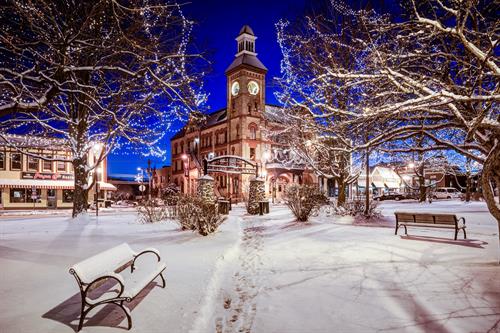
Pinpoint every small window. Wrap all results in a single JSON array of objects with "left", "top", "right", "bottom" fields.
[
  {"left": 0, "top": 151, "right": 4, "bottom": 170},
  {"left": 28, "top": 156, "right": 39, "bottom": 171},
  {"left": 10, "top": 188, "right": 26, "bottom": 203},
  {"left": 47, "top": 189, "right": 56, "bottom": 198},
  {"left": 63, "top": 190, "right": 74, "bottom": 203},
  {"left": 57, "top": 157, "right": 66, "bottom": 172},
  {"left": 250, "top": 127, "right": 257, "bottom": 140},
  {"left": 250, "top": 148, "right": 256, "bottom": 160},
  {"left": 43, "top": 156, "right": 52, "bottom": 171},
  {"left": 11, "top": 153, "right": 21, "bottom": 170}
]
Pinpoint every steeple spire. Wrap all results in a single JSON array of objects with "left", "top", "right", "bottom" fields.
[{"left": 235, "top": 25, "right": 257, "bottom": 57}]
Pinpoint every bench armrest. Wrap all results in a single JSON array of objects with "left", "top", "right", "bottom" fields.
[
  {"left": 131, "top": 248, "right": 162, "bottom": 272},
  {"left": 457, "top": 217, "right": 466, "bottom": 227},
  {"left": 85, "top": 272, "right": 127, "bottom": 304}
]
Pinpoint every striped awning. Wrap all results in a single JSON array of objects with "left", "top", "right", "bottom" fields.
[{"left": 0, "top": 179, "right": 116, "bottom": 191}]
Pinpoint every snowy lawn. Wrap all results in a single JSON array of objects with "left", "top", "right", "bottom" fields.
[
  {"left": 209, "top": 201, "right": 500, "bottom": 333},
  {"left": 0, "top": 201, "right": 499, "bottom": 333},
  {"left": 0, "top": 210, "right": 241, "bottom": 333}
]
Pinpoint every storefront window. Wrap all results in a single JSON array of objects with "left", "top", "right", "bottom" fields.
[
  {"left": 27, "top": 189, "right": 41, "bottom": 203},
  {"left": 28, "top": 156, "right": 39, "bottom": 171},
  {"left": 0, "top": 152, "right": 4, "bottom": 170},
  {"left": 11, "top": 153, "right": 21, "bottom": 170},
  {"left": 43, "top": 156, "right": 52, "bottom": 171},
  {"left": 10, "top": 188, "right": 26, "bottom": 203},
  {"left": 63, "top": 190, "right": 74, "bottom": 203},
  {"left": 47, "top": 189, "right": 56, "bottom": 197}
]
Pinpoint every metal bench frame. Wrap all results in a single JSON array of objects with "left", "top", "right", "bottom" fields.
[
  {"left": 69, "top": 248, "right": 166, "bottom": 331},
  {"left": 395, "top": 212, "right": 466, "bottom": 240}
]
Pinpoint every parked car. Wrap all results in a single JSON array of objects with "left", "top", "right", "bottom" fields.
[
  {"left": 373, "top": 192, "right": 407, "bottom": 201},
  {"left": 432, "top": 187, "right": 461, "bottom": 199}
]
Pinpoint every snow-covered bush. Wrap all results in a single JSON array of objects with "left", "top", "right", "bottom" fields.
[
  {"left": 284, "top": 184, "right": 328, "bottom": 222},
  {"left": 177, "top": 195, "right": 225, "bottom": 236},
  {"left": 136, "top": 200, "right": 166, "bottom": 224},
  {"left": 343, "top": 198, "right": 381, "bottom": 219},
  {"left": 161, "top": 183, "right": 180, "bottom": 206}
]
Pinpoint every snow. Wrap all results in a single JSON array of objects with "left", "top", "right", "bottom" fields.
[{"left": 0, "top": 201, "right": 499, "bottom": 332}]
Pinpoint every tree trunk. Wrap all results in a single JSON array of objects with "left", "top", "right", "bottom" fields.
[
  {"left": 481, "top": 147, "right": 500, "bottom": 263},
  {"left": 465, "top": 174, "right": 471, "bottom": 202},
  {"left": 418, "top": 163, "right": 426, "bottom": 202},
  {"left": 72, "top": 158, "right": 90, "bottom": 218},
  {"left": 337, "top": 178, "right": 346, "bottom": 206},
  {"left": 364, "top": 150, "right": 370, "bottom": 216}
]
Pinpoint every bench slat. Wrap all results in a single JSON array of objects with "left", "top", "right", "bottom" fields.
[{"left": 71, "top": 243, "right": 136, "bottom": 284}]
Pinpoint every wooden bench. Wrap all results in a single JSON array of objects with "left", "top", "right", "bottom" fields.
[
  {"left": 394, "top": 212, "right": 466, "bottom": 240},
  {"left": 69, "top": 243, "right": 166, "bottom": 331}
]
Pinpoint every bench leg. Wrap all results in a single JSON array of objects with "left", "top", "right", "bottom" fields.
[
  {"left": 159, "top": 272, "right": 166, "bottom": 288},
  {"left": 77, "top": 303, "right": 86, "bottom": 332},
  {"left": 117, "top": 301, "right": 132, "bottom": 330},
  {"left": 454, "top": 228, "right": 458, "bottom": 240},
  {"left": 463, "top": 228, "right": 467, "bottom": 239},
  {"left": 394, "top": 223, "right": 398, "bottom": 235}
]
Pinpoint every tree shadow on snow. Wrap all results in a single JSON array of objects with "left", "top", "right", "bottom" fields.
[
  {"left": 400, "top": 235, "right": 487, "bottom": 248},
  {"left": 42, "top": 280, "right": 157, "bottom": 331}
]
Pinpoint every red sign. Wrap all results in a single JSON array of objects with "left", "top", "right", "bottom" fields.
[{"left": 22, "top": 172, "right": 74, "bottom": 181}]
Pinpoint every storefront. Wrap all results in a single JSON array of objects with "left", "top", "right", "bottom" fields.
[{"left": 0, "top": 138, "right": 116, "bottom": 210}]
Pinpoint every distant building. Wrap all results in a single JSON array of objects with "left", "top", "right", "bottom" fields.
[
  {"left": 170, "top": 25, "right": 316, "bottom": 202},
  {"left": 357, "top": 166, "right": 402, "bottom": 195},
  {"left": 152, "top": 166, "right": 172, "bottom": 196},
  {"left": 0, "top": 135, "right": 115, "bottom": 209}
]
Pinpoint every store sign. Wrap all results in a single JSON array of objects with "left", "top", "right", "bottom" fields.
[{"left": 22, "top": 172, "right": 74, "bottom": 181}]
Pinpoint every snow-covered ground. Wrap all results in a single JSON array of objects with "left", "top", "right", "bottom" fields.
[{"left": 0, "top": 201, "right": 499, "bottom": 332}]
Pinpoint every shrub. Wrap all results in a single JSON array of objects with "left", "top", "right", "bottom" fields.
[
  {"left": 162, "top": 183, "right": 180, "bottom": 206},
  {"left": 283, "top": 184, "right": 328, "bottom": 222},
  {"left": 177, "top": 195, "right": 225, "bottom": 236},
  {"left": 136, "top": 199, "right": 166, "bottom": 223},
  {"left": 343, "top": 197, "right": 381, "bottom": 218}
]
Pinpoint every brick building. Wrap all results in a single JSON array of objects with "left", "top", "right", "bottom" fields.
[{"left": 169, "top": 25, "right": 316, "bottom": 202}]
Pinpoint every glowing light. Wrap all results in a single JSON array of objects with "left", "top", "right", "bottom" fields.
[
  {"left": 408, "top": 163, "right": 415, "bottom": 168},
  {"left": 181, "top": 154, "right": 188, "bottom": 160}
]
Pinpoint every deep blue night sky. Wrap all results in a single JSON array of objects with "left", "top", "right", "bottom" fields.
[{"left": 107, "top": 0, "right": 401, "bottom": 179}]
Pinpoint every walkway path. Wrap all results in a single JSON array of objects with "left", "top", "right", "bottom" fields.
[{"left": 212, "top": 203, "right": 500, "bottom": 333}]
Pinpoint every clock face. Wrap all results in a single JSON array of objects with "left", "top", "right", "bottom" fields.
[
  {"left": 231, "top": 81, "right": 240, "bottom": 96},
  {"left": 248, "top": 81, "right": 259, "bottom": 95}
]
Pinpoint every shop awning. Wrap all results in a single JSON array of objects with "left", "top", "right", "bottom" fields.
[
  {"left": 0, "top": 179, "right": 74, "bottom": 189},
  {"left": 0, "top": 179, "right": 117, "bottom": 191},
  {"left": 98, "top": 181, "right": 117, "bottom": 191}
]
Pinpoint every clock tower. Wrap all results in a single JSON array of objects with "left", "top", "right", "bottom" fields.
[{"left": 225, "top": 25, "right": 267, "bottom": 161}]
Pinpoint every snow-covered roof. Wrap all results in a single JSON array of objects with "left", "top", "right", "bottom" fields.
[
  {"left": 225, "top": 54, "right": 267, "bottom": 73},
  {"left": 239, "top": 25, "right": 255, "bottom": 36}
]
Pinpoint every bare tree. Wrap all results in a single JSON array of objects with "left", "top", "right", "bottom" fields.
[
  {"left": 0, "top": 0, "right": 204, "bottom": 217},
  {"left": 275, "top": 0, "right": 499, "bottom": 241}
]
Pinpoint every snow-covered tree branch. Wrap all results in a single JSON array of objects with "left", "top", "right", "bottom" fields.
[{"left": 0, "top": 0, "right": 206, "bottom": 217}]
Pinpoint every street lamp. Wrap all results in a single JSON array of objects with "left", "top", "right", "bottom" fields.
[
  {"left": 181, "top": 154, "right": 190, "bottom": 194},
  {"left": 92, "top": 143, "right": 103, "bottom": 217}
]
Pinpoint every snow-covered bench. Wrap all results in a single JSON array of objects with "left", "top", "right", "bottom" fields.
[
  {"left": 394, "top": 212, "right": 466, "bottom": 240},
  {"left": 69, "top": 243, "right": 166, "bottom": 331}
]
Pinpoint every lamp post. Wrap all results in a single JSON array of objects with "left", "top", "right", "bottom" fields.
[
  {"left": 181, "top": 153, "right": 190, "bottom": 194},
  {"left": 146, "top": 159, "right": 152, "bottom": 201},
  {"left": 92, "top": 143, "right": 102, "bottom": 217}
]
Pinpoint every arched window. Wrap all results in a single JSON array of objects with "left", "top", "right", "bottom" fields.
[{"left": 248, "top": 123, "right": 257, "bottom": 140}]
